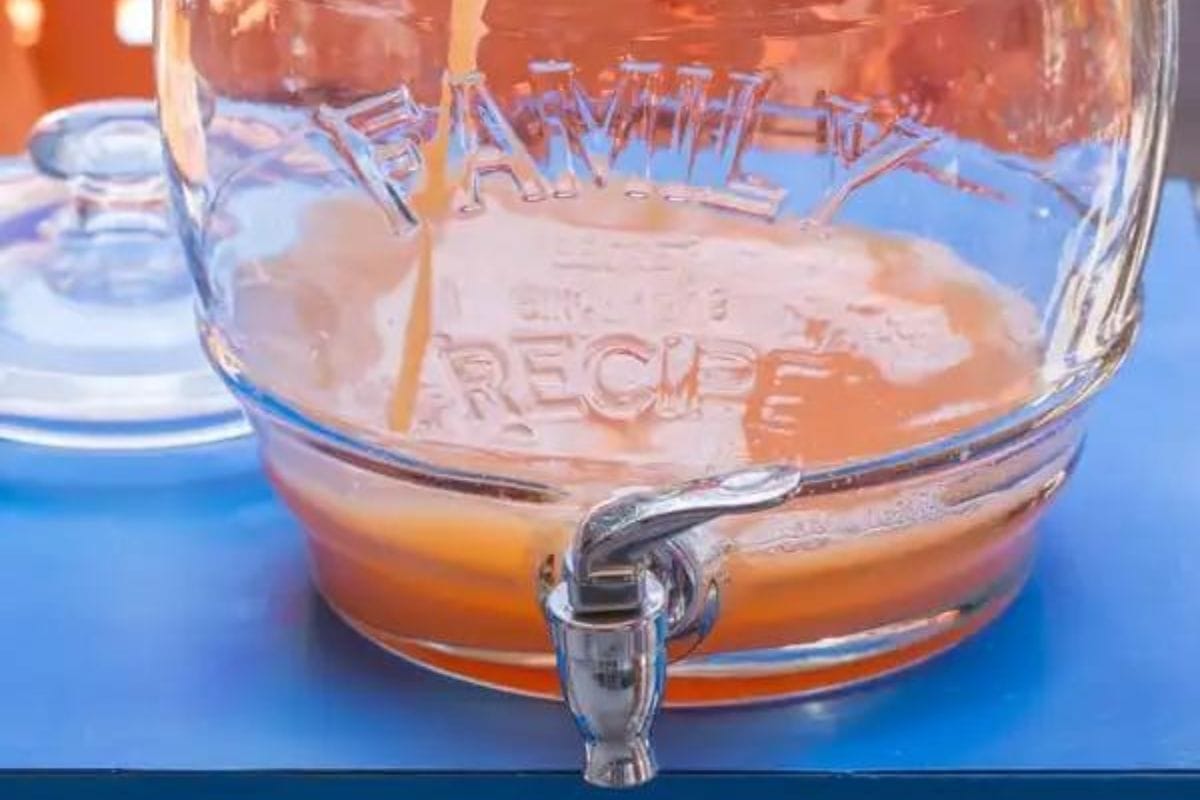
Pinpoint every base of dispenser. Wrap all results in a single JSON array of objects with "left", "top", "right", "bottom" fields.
[{"left": 333, "top": 566, "right": 1025, "bottom": 707}]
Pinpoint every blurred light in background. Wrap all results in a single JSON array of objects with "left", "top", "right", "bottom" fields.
[
  {"left": 115, "top": 0, "right": 152, "bottom": 47},
  {"left": 5, "top": 0, "right": 44, "bottom": 47},
  {"left": 4, "top": 0, "right": 151, "bottom": 50}
]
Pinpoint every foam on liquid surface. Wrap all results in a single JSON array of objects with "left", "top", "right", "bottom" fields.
[{"left": 234, "top": 189, "right": 1042, "bottom": 484}]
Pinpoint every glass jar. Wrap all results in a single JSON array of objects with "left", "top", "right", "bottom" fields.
[{"left": 155, "top": 0, "right": 1176, "bottom": 709}]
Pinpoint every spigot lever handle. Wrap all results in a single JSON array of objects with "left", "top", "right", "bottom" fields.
[{"left": 546, "top": 464, "right": 804, "bottom": 788}]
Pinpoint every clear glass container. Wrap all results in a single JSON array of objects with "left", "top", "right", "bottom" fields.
[
  {"left": 155, "top": 0, "right": 1177, "bottom": 705},
  {"left": 0, "top": 100, "right": 246, "bottom": 449},
  {"left": 0, "top": 1, "right": 246, "bottom": 449}
]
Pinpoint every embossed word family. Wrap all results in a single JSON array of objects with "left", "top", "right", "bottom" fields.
[{"left": 315, "top": 60, "right": 938, "bottom": 231}]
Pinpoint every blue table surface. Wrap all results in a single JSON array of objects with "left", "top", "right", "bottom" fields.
[{"left": 0, "top": 182, "right": 1197, "bottom": 777}]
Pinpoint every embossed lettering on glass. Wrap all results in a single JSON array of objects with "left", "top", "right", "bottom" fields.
[{"left": 156, "top": 0, "right": 1177, "bottom": 787}]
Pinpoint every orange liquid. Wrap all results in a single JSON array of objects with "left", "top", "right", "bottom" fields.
[{"left": 240, "top": 192, "right": 1074, "bottom": 702}]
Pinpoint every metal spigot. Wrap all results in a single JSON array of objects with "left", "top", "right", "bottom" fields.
[{"left": 544, "top": 465, "right": 804, "bottom": 788}]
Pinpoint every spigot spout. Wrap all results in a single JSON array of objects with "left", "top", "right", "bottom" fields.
[
  {"left": 584, "top": 739, "right": 656, "bottom": 788},
  {"left": 546, "top": 577, "right": 667, "bottom": 788},
  {"left": 545, "top": 464, "right": 803, "bottom": 788}
]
